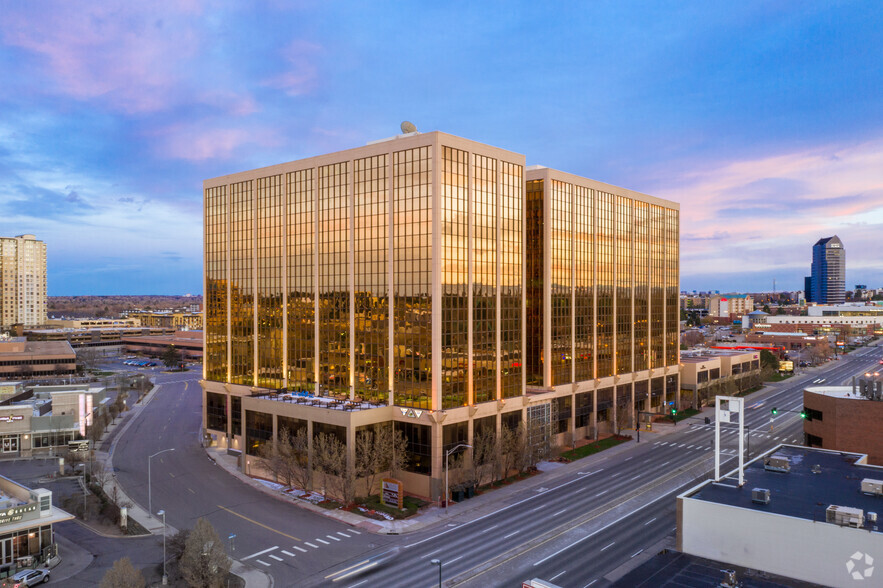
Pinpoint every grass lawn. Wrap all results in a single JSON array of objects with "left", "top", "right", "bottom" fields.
[
  {"left": 355, "top": 494, "right": 427, "bottom": 519},
  {"left": 672, "top": 407, "right": 700, "bottom": 422},
  {"left": 559, "top": 435, "right": 631, "bottom": 462},
  {"left": 765, "top": 372, "right": 793, "bottom": 382}
]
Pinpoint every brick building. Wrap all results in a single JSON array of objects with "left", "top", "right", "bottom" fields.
[{"left": 803, "top": 374, "right": 883, "bottom": 465}]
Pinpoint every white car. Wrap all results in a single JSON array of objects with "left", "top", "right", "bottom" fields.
[{"left": 11, "top": 568, "right": 50, "bottom": 586}]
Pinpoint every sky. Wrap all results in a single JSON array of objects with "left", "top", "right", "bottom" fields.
[{"left": 1, "top": 1, "right": 881, "bottom": 295}]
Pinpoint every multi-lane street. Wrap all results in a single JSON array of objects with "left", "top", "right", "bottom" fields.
[
  {"left": 310, "top": 343, "right": 882, "bottom": 588},
  {"left": 108, "top": 366, "right": 395, "bottom": 588},
  {"left": 104, "top": 343, "right": 881, "bottom": 588}
]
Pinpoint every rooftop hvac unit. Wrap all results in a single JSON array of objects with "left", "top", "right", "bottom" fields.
[
  {"left": 861, "top": 479, "right": 883, "bottom": 497},
  {"left": 826, "top": 505, "right": 864, "bottom": 528},
  {"left": 29, "top": 488, "right": 52, "bottom": 516},
  {"left": 868, "top": 512, "right": 878, "bottom": 524},
  {"left": 764, "top": 453, "right": 791, "bottom": 473},
  {"left": 752, "top": 488, "right": 770, "bottom": 505}
]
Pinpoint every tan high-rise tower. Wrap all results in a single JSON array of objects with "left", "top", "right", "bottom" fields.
[{"left": 0, "top": 234, "right": 48, "bottom": 328}]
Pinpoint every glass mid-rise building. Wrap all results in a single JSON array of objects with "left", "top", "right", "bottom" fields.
[
  {"left": 201, "top": 131, "right": 679, "bottom": 499},
  {"left": 525, "top": 167, "right": 679, "bottom": 437}
]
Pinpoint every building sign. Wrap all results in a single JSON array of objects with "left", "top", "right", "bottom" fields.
[
  {"left": 0, "top": 504, "right": 38, "bottom": 525},
  {"left": 68, "top": 440, "right": 90, "bottom": 452},
  {"left": 0, "top": 415, "right": 23, "bottom": 423},
  {"left": 779, "top": 360, "right": 794, "bottom": 372},
  {"left": 399, "top": 408, "right": 423, "bottom": 419},
  {"left": 381, "top": 478, "right": 404, "bottom": 509}
]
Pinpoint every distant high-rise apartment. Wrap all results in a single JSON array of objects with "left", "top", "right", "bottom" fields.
[
  {"left": 201, "top": 131, "right": 679, "bottom": 499},
  {"left": 0, "top": 234, "right": 47, "bottom": 328},
  {"left": 809, "top": 236, "right": 845, "bottom": 305}
]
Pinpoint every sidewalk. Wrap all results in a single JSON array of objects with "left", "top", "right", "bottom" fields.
[
  {"left": 93, "top": 385, "right": 272, "bottom": 588},
  {"left": 45, "top": 531, "right": 95, "bottom": 584}
]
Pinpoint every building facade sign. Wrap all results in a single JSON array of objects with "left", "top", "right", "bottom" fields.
[{"left": 0, "top": 415, "right": 23, "bottom": 423}]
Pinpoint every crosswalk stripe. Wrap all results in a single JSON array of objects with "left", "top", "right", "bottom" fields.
[
  {"left": 316, "top": 538, "right": 330, "bottom": 545},
  {"left": 293, "top": 546, "right": 308, "bottom": 553},
  {"left": 281, "top": 550, "right": 295, "bottom": 557},
  {"left": 337, "top": 532, "right": 350, "bottom": 538},
  {"left": 269, "top": 555, "right": 283, "bottom": 561},
  {"left": 257, "top": 560, "right": 270, "bottom": 566},
  {"left": 305, "top": 542, "right": 319, "bottom": 549},
  {"left": 349, "top": 529, "right": 361, "bottom": 534},
  {"left": 327, "top": 535, "right": 341, "bottom": 542}
]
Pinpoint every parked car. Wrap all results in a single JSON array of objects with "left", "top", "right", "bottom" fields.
[{"left": 11, "top": 568, "right": 50, "bottom": 586}]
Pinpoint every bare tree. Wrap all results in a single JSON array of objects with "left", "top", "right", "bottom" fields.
[
  {"left": 314, "top": 433, "right": 348, "bottom": 501},
  {"left": 497, "top": 424, "right": 519, "bottom": 481},
  {"left": 180, "top": 518, "right": 231, "bottom": 588},
  {"left": 257, "top": 426, "right": 311, "bottom": 491},
  {"left": 100, "top": 556, "right": 145, "bottom": 588},
  {"left": 375, "top": 423, "right": 410, "bottom": 481},
  {"left": 167, "top": 529, "right": 191, "bottom": 562},
  {"left": 355, "top": 428, "right": 381, "bottom": 496},
  {"left": 470, "top": 428, "right": 496, "bottom": 486}
]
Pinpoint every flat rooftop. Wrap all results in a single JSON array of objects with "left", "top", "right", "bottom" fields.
[
  {"left": 805, "top": 385, "right": 869, "bottom": 400},
  {"left": 684, "top": 446, "right": 883, "bottom": 532}
]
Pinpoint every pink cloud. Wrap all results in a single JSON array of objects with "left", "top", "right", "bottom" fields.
[
  {"left": 263, "top": 40, "right": 322, "bottom": 96},
  {"left": 654, "top": 139, "right": 883, "bottom": 278},
  {"left": 151, "top": 124, "right": 282, "bottom": 162},
  {"left": 0, "top": 1, "right": 216, "bottom": 114}
]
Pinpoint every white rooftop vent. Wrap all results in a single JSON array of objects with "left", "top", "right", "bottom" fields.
[
  {"left": 861, "top": 479, "right": 883, "bottom": 496},
  {"left": 826, "top": 505, "right": 864, "bottom": 528}
]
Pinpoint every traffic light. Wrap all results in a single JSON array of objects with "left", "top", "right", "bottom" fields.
[
  {"left": 771, "top": 407, "right": 778, "bottom": 415},
  {"left": 671, "top": 407, "right": 678, "bottom": 416},
  {"left": 800, "top": 409, "right": 808, "bottom": 419}
]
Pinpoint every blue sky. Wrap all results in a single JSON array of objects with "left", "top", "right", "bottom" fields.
[{"left": 1, "top": 1, "right": 881, "bottom": 295}]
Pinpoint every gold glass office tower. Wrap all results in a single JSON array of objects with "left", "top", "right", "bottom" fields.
[{"left": 202, "top": 132, "right": 679, "bottom": 498}]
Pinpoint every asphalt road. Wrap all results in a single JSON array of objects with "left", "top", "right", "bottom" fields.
[
  {"left": 102, "top": 344, "right": 881, "bottom": 588},
  {"left": 305, "top": 344, "right": 883, "bottom": 588},
  {"left": 109, "top": 366, "right": 394, "bottom": 587}
]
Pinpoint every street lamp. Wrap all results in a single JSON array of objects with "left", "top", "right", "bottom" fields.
[
  {"left": 157, "top": 509, "right": 168, "bottom": 585},
  {"left": 148, "top": 448, "right": 175, "bottom": 518},
  {"left": 444, "top": 443, "right": 472, "bottom": 515},
  {"left": 430, "top": 558, "right": 442, "bottom": 588}
]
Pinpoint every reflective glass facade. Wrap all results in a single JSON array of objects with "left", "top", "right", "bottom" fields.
[
  {"left": 205, "top": 133, "right": 522, "bottom": 411},
  {"left": 523, "top": 170, "right": 679, "bottom": 393}
]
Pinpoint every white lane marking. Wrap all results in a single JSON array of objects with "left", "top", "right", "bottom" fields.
[
  {"left": 281, "top": 550, "right": 295, "bottom": 557},
  {"left": 660, "top": 461, "right": 671, "bottom": 466},
  {"left": 479, "top": 525, "right": 499, "bottom": 534},
  {"left": 293, "top": 546, "right": 308, "bottom": 553},
  {"left": 628, "top": 474, "right": 641, "bottom": 481},
  {"left": 631, "top": 549, "right": 644, "bottom": 558},
  {"left": 600, "top": 541, "right": 616, "bottom": 551},
  {"left": 644, "top": 517, "right": 656, "bottom": 526},
  {"left": 624, "top": 456, "right": 633, "bottom": 461},
  {"left": 327, "top": 535, "right": 341, "bottom": 541},
  {"left": 256, "top": 559, "right": 270, "bottom": 566},
  {"left": 503, "top": 531, "right": 519, "bottom": 539},
  {"left": 553, "top": 509, "right": 567, "bottom": 516},
  {"left": 447, "top": 555, "right": 463, "bottom": 564},
  {"left": 550, "top": 570, "right": 567, "bottom": 581},
  {"left": 420, "top": 548, "right": 443, "bottom": 559},
  {"left": 774, "top": 436, "right": 780, "bottom": 441},
  {"left": 653, "top": 442, "right": 660, "bottom": 446},
  {"left": 348, "top": 529, "right": 361, "bottom": 534},
  {"left": 407, "top": 468, "right": 604, "bottom": 548},
  {"left": 315, "top": 538, "right": 330, "bottom": 545},
  {"left": 659, "top": 442, "right": 668, "bottom": 446},
  {"left": 337, "top": 532, "right": 351, "bottom": 538},
  {"left": 585, "top": 580, "right": 598, "bottom": 587},
  {"left": 678, "top": 444, "right": 686, "bottom": 448},
  {"left": 346, "top": 580, "right": 368, "bottom": 588},
  {"left": 595, "top": 489, "right": 609, "bottom": 497},
  {"left": 610, "top": 472, "right": 622, "bottom": 478},
  {"left": 269, "top": 554, "right": 284, "bottom": 561},
  {"left": 531, "top": 505, "right": 544, "bottom": 512},
  {"left": 687, "top": 445, "right": 695, "bottom": 449},
  {"left": 243, "top": 546, "right": 278, "bottom": 560},
  {"left": 305, "top": 542, "right": 319, "bottom": 549},
  {"left": 532, "top": 479, "right": 674, "bottom": 567}
]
